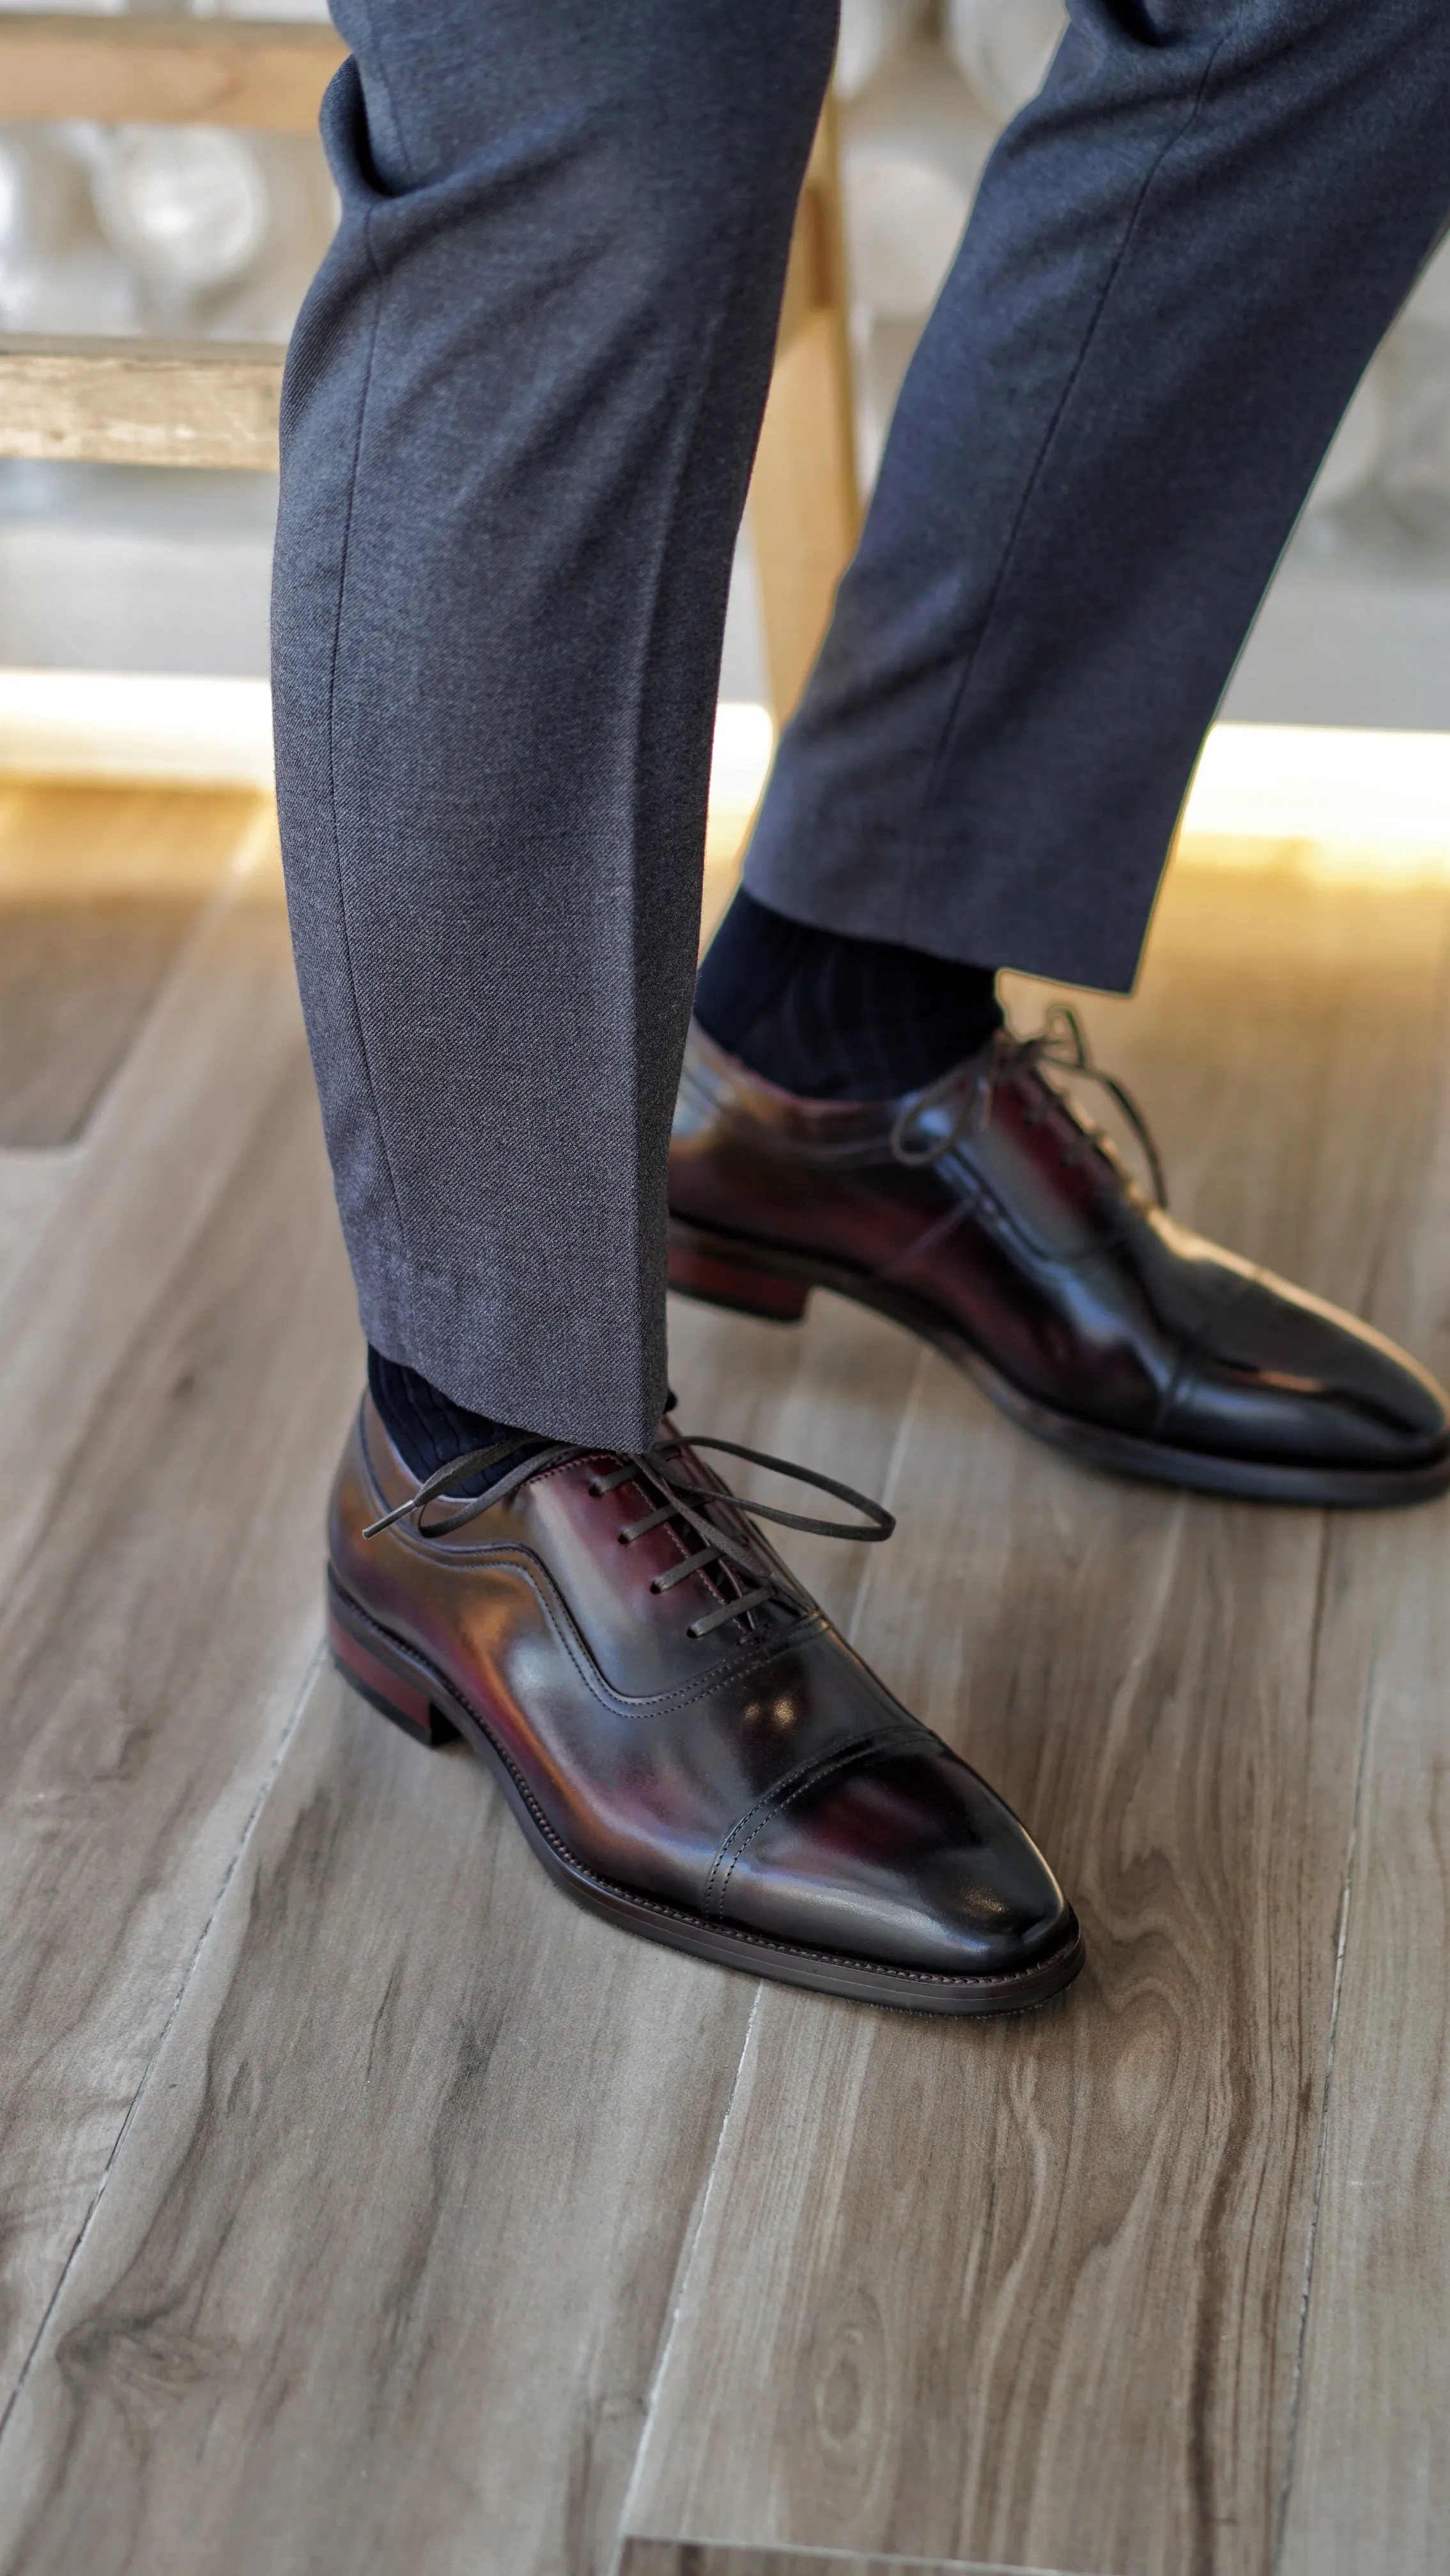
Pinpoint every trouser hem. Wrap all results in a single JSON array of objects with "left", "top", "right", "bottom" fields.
[
  {"left": 357, "top": 1261, "right": 667, "bottom": 1453},
  {"left": 741, "top": 841, "right": 1150, "bottom": 995}
]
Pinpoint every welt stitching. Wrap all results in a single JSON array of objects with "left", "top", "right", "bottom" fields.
[{"left": 903, "top": 29, "right": 1233, "bottom": 926}]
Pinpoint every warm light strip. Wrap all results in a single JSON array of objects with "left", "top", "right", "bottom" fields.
[
  {"left": 0, "top": 673, "right": 776, "bottom": 803},
  {"left": 1, "top": 678, "right": 1447, "bottom": 870},
  {"left": 709, "top": 699, "right": 775, "bottom": 810},
  {"left": 0, "top": 668, "right": 275, "bottom": 787},
  {"left": 1183, "top": 723, "right": 1450, "bottom": 853}
]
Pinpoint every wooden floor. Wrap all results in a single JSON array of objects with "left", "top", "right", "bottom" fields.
[{"left": 0, "top": 785, "right": 1447, "bottom": 2576}]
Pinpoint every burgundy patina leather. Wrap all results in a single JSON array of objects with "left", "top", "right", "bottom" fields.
[
  {"left": 668, "top": 1016, "right": 1450, "bottom": 1505},
  {"left": 327, "top": 1392, "right": 1082, "bottom": 2012}
]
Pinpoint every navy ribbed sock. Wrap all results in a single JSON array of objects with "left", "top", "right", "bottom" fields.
[
  {"left": 366, "top": 1346, "right": 540, "bottom": 1498},
  {"left": 367, "top": 1350, "right": 674, "bottom": 1489},
  {"left": 693, "top": 887, "right": 1001, "bottom": 1101}
]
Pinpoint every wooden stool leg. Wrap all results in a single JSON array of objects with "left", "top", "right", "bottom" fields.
[{"left": 748, "top": 100, "right": 861, "bottom": 726}]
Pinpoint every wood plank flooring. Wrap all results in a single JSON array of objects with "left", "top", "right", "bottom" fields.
[
  {"left": 0, "top": 1662, "right": 758, "bottom": 2576},
  {"left": 1276, "top": 946, "right": 1450, "bottom": 2576},
  {"left": 0, "top": 785, "right": 252, "bottom": 1146},
  {"left": 0, "top": 793, "right": 1447, "bottom": 2573},
  {"left": 619, "top": 2549, "right": 985, "bottom": 2576}
]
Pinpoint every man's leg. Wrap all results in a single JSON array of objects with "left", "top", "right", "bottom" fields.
[
  {"left": 275, "top": 1, "right": 1083, "bottom": 2015},
  {"left": 673, "top": 0, "right": 1450, "bottom": 1503},
  {"left": 743, "top": 0, "right": 1450, "bottom": 990},
  {"left": 274, "top": 0, "right": 831, "bottom": 1449}
]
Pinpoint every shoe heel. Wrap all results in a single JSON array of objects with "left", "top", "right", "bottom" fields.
[
  {"left": 668, "top": 1225, "right": 810, "bottom": 1324},
  {"left": 327, "top": 1583, "right": 458, "bottom": 1751}
]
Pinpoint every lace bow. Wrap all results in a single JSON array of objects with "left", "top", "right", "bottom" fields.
[{"left": 888, "top": 1003, "right": 1167, "bottom": 1208}]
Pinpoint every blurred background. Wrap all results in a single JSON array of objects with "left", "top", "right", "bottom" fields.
[
  {"left": 4, "top": 0, "right": 1450, "bottom": 728},
  {"left": 0, "top": 0, "right": 332, "bottom": 683}
]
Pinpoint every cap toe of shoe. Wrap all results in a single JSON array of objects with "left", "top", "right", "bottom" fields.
[
  {"left": 1164, "top": 1271, "right": 1450, "bottom": 1471},
  {"left": 714, "top": 1742, "right": 1074, "bottom": 1982}
]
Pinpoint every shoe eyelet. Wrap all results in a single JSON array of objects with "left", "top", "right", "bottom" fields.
[
  {"left": 587, "top": 1478, "right": 603, "bottom": 1498},
  {"left": 685, "top": 1621, "right": 704, "bottom": 1641},
  {"left": 649, "top": 1577, "right": 663, "bottom": 1594},
  {"left": 617, "top": 1528, "right": 633, "bottom": 1545}
]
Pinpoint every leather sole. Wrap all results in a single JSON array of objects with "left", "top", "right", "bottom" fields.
[
  {"left": 326, "top": 1569, "right": 1084, "bottom": 2017},
  {"left": 667, "top": 1215, "right": 1450, "bottom": 1508}
]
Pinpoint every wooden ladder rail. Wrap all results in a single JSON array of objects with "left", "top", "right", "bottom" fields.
[
  {"left": 0, "top": 13, "right": 858, "bottom": 724},
  {"left": 750, "top": 102, "right": 860, "bottom": 724}
]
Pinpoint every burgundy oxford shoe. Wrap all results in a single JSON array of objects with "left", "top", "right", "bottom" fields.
[
  {"left": 668, "top": 1013, "right": 1450, "bottom": 1507},
  {"left": 327, "top": 1392, "right": 1083, "bottom": 2014}
]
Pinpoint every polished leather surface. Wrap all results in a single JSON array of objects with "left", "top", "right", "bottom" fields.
[
  {"left": 330, "top": 1395, "right": 1076, "bottom": 1984},
  {"left": 669, "top": 1019, "right": 1450, "bottom": 1479}
]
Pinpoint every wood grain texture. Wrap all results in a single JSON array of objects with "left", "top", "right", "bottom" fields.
[
  {"left": 0, "top": 1666, "right": 759, "bottom": 2576},
  {"left": 1276, "top": 963, "right": 1450, "bottom": 2576},
  {"left": 0, "top": 783, "right": 259, "bottom": 901},
  {"left": 1, "top": 825, "right": 1449, "bottom": 2572},
  {"left": 0, "top": 785, "right": 252, "bottom": 1273},
  {"left": 0, "top": 784, "right": 245, "bottom": 1146},
  {"left": 0, "top": 1151, "right": 73, "bottom": 1307},
  {"left": 0, "top": 815, "right": 362, "bottom": 2411},
  {"left": 619, "top": 2544, "right": 1013, "bottom": 2576},
  {"left": 0, "top": 898, "right": 208, "bottom": 1146},
  {"left": 626, "top": 853, "right": 1450, "bottom": 2576},
  {"left": 0, "top": 15, "right": 343, "bottom": 132},
  {"left": 0, "top": 337, "right": 282, "bottom": 470}
]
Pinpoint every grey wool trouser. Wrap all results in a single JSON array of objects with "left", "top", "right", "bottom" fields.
[{"left": 272, "top": 0, "right": 1450, "bottom": 1451}]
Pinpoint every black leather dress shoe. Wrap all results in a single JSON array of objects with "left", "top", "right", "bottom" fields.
[
  {"left": 668, "top": 1012, "right": 1450, "bottom": 1506},
  {"left": 327, "top": 1392, "right": 1083, "bottom": 2013}
]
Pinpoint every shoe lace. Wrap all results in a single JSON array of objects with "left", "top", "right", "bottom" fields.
[
  {"left": 362, "top": 1431, "right": 894, "bottom": 1641},
  {"left": 888, "top": 1002, "right": 1168, "bottom": 1208}
]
